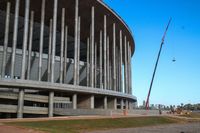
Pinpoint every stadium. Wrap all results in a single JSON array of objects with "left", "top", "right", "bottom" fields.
[{"left": 0, "top": 0, "right": 136, "bottom": 118}]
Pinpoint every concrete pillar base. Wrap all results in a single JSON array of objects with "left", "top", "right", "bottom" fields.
[
  {"left": 73, "top": 94, "right": 77, "bottom": 109},
  {"left": 104, "top": 96, "right": 107, "bottom": 109},
  {"left": 91, "top": 95, "right": 94, "bottom": 109},
  {"left": 17, "top": 89, "right": 24, "bottom": 118},
  {"left": 120, "top": 99, "right": 124, "bottom": 109},
  {"left": 48, "top": 91, "right": 54, "bottom": 117}
]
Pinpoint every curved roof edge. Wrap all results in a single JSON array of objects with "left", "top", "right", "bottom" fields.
[{"left": 97, "top": 0, "right": 135, "bottom": 56}]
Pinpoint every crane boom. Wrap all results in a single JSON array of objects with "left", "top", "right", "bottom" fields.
[{"left": 145, "top": 18, "right": 172, "bottom": 110}]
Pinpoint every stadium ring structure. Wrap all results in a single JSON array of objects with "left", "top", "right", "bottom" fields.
[{"left": 0, "top": 0, "right": 137, "bottom": 118}]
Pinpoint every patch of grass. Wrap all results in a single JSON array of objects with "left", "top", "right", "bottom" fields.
[{"left": 7, "top": 116, "right": 180, "bottom": 133}]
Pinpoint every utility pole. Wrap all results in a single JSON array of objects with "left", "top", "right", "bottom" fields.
[{"left": 146, "top": 18, "right": 172, "bottom": 110}]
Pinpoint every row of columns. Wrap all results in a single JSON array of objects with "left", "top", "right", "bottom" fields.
[
  {"left": 71, "top": 94, "right": 131, "bottom": 110},
  {"left": 1, "top": 0, "right": 133, "bottom": 117},
  {"left": 86, "top": 10, "right": 132, "bottom": 94},
  {"left": 1, "top": 0, "right": 132, "bottom": 93}
]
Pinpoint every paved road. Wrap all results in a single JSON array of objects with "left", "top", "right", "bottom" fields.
[{"left": 90, "top": 122, "right": 200, "bottom": 133}]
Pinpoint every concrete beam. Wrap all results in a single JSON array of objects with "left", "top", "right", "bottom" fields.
[{"left": 0, "top": 79, "right": 137, "bottom": 100}]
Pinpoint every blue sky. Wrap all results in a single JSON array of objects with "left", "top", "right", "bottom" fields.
[{"left": 104, "top": 0, "right": 200, "bottom": 106}]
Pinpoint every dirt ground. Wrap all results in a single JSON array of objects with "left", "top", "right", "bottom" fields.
[
  {"left": 90, "top": 122, "right": 200, "bottom": 133},
  {"left": 0, "top": 124, "right": 45, "bottom": 133}
]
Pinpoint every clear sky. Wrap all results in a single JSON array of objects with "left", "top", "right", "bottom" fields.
[{"left": 104, "top": 0, "right": 200, "bottom": 106}]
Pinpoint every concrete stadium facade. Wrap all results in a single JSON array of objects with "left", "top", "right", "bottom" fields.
[{"left": 0, "top": 0, "right": 136, "bottom": 118}]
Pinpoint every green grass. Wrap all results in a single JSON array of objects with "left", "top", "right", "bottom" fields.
[{"left": 7, "top": 116, "right": 180, "bottom": 133}]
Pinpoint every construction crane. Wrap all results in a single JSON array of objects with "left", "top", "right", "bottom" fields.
[{"left": 145, "top": 18, "right": 172, "bottom": 110}]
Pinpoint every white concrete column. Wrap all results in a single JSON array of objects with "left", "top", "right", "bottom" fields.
[
  {"left": 73, "top": 0, "right": 79, "bottom": 85},
  {"left": 73, "top": 94, "right": 77, "bottom": 109},
  {"left": 94, "top": 42, "right": 97, "bottom": 87},
  {"left": 38, "top": 0, "right": 45, "bottom": 81},
  {"left": 112, "top": 23, "right": 116, "bottom": 91},
  {"left": 91, "top": 95, "right": 94, "bottom": 109},
  {"left": 127, "top": 42, "right": 130, "bottom": 94},
  {"left": 64, "top": 26, "right": 68, "bottom": 83},
  {"left": 120, "top": 99, "right": 124, "bottom": 109},
  {"left": 21, "top": 0, "right": 30, "bottom": 80},
  {"left": 103, "top": 15, "right": 107, "bottom": 89},
  {"left": 27, "top": 11, "right": 34, "bottom": 80},
  {"left": 49, "top": 0, "right": 58, "bottom": 117},
  {"left": 90, "top": 7, "right": 95, "bottom": 87},
  {"left": 17, "top": 0, "right": 30, "bottom": 118},
  {"left": 17, "top": 89, "right": 24, "bottom": 118},
  {"left": 47, "top": 19, "right": 53, "bottom": 82},
  {"left": 86, "top": 38, "right": 90, "bottom": 86},
  {"left": 119, "top": 31, "right": 123, "bottom": 92},
  {"left": 51, "top": 0, "right": 58, "bottom": 83},
  {"left": 104, "top": 96, "right": 107, "bottom": 109},
  {"left": 114, "top": 98, "right": 117, "bottom": 110},
  {"left": 129, "top": 48, "right": 132, "bottom": 94},
  {"left": 124, "top": 36, "right": 127, "bottom": 93},
  {"left": 60, "top": 8, "right": 65, "bottom": 83},
  {"left": 2, "top": 2, "right": 10, "bottom": 77},
  {"left": 99, "top": 31, "right": 103, "bottom": 89},
  {"left": 125, "top": 99, "right": 129, "bottom": 110},
  {"left": 116, "top": 47, "right": 119, "bottom": 91},
  {"left": 106, "top": 36, "right": 110, "bottom": 90},
  {"left": 129, "top": 100, "right": 133, "bottom": 110},
  {"left": 11, "top": 0, "right": 20, "bottom": 78},
  {"left": 48, "top": 91, "right": 54, "bottom": 117},
  {"left": 77, "top": 17, "right": 81, "bottom": 85}
]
